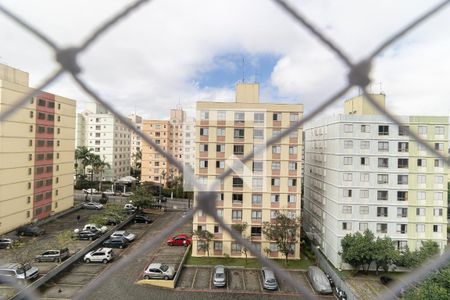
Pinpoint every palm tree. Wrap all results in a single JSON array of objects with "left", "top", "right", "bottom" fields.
[
  {"left": 93, "top": 157, "right": 110, "bottom": 191},
  {"left": 75, "top": 146, "right": 93, "bottom": 180},
  {"left": 131, "top": 149, "right": 141, "bottom": 179},
  {"left": 84, "top": 152, "right": 99, "bottom": 199}
]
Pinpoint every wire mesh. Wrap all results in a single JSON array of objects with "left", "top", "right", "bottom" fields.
[{"left": 0, "top": 0, "right": 449, "bottom": 299}]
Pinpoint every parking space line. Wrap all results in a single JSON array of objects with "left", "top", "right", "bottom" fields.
[
  {"left": 191, "top": 268, "right": 198, "bottom": 289},
  {"left": 209, "top": 267, "right": 212, "bottom": 290},
  {"left": 257, "top": 270, "right": 263, "bottom": 292},
  {"left": 226, "top": 269, "right": 229, "bottom": 291},
  {"left": 241, "top": 269, "right": 246, "bottom": 291}
]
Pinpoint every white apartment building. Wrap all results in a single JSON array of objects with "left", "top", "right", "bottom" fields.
[
  {"left": 128, "top": 113, "right": 143, "bottom": 167},
  {"left": 303, "top": 94, "right": 448, "bottom": 269},
  {"left": 76, "top": 103, "right": 131, "bottom": 181},
  {"left": 182, "top": 117, "right": 196, "bottom": 171}
]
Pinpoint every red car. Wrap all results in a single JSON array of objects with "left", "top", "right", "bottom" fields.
[{"left": 167, "top": 234, "right": 192, "bottom": 246}]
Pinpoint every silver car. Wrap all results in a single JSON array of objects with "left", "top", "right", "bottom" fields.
[
  {"left": 0, "top": 263, "right": 39, "bottom": 280},
  {"left": 213, "top": 265, "right": 227, "bottom": 287},
  {"left": 143, "top": 263, "right": 175, "bottom": 280},
  {"left": 261, "top": 267, "right": 278, "bottom": 290}
]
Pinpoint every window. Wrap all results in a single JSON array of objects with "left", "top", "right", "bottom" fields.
[
  {"left": 435, "top": 176, "right": 444, "bottom": 184},
  {"left": 234, "top": 129, "right": 245, "bottom": 138},
  {"left": 434, "top": 143, "right": 444, "bottom": 151},
  {"left": 253, "top": 161, "right": 263, "bottom": 172},
  {"left": 360, "top": 157, "right": 369, "bottom": 166},
  {"left": 359, "top": 124, "right": 371, "bottom": 133},
  {"left": 271, "top": 178, "right": 280, "bottom": 186},
  {"left": 252, "top": 178, "right": 263, "bottom": 189},
  {"left": 272, "top": 113, "right": 282, "bottom": 121},
  {"left": 200, "top": 128, "right": 208, "bottom": 136},
  {"left": 399, "top": 126, "right": 409, "bottom": 136},
  {"left": 377, "top": 174, "right": 389, "bottom": 184},
  {"left": 360, "top": 190, "right": 369, "bottom": 198},
  {"left": 342, "top": 222, "right": 352, "bottom": 230},
  {"left": 417, "top": 158, "right": 426, "bottom": 167},
  {"left": 271, "top": 161, "right": 280, "bottom": 170},
  {"left": 232, "top": 193, "right": 243, "bottom": 204},
  {"left": 397, "top": 191, "right": 408, "bottom": 201},
  {"left": 344, "top": 157, "right": 353, "bottom": 165},
  {"left": 289, "top": 113, "right": 298, "bottom": 122},
  {"left": 272, "top": 145, "right": 281, "bottom": 154},
  {"left": 397, "top": 175, "right": 408, "bottom": 185},
  {"left": 288, "top": 146, "right": 297, "bottom": 155},
  {"left": 214, "top": 241, "right": 223, "bottom": 251},
  {"left": 251, "top": 211, "right": 262, "bottom": 220},
  {"left": 252, "top": 194, "right": 262, "bottom": 204},
  {"left": 433, "top": 208, "right": 443, "bottom": 216},
  {"left": 254, "top": 112, "right": 264, "bottom": 124},
  {"left": 377, "top": 207, "right": 388, "bottom": 217},
  {"left": 343, "top": 173, "right": 353, "bottom": 181},
  {"left": 360, "top": 173, "right": 369, "bottom": 182},
  {"left": 288, "top": 162, "right": 297, "bottom": 171},
  {"left": 398, "top": 142, "right": 409, "bottom": 152},
  {"left": 378, "top": 125, "right": 389, "bottom": 135},
  {"left": 232, "top": 210, "right": 242, "bottom": 220},
  {"left": 288, "top": 195, "right": 296, "bottom": 203},
  {"left": 434, "top": 192, "right": 443, "bottom": 202},
  {"left": 416, "top": 208, "right": 425, "bottom": 216},
  {"left": 231, "top": 243, "right": 241, "bottom": 252},
  {"left": 376, "top": 223, "right": 388, "bottom": 233},
  {"left": 378, "top": 158, "right": 389, "bottom": 168},
  {"left": 418, "top": 126, "right": 427, "bottom": 135},
  {"left": 199, "top": 144, "right": 208, "bottom": 152},
  {"left": 38, "top": 99, "right": 46, "bottom": 106},
  {"left": 377, "top": 191, "right": 388, "bottom": 200},
  {"left": 253, "top": 129, "right": 264, "bottom": 139},
  {"left": 232, "top": 177, "right": 243, "bottom": 188},
  {"left": 344, "top": 140, "right": 353, "bottom": 149},
  {"left": 344, "top": 124, "right": 353, "bottom": 133},
  {"left": 234, "top": 112, "right": 245, "bottom": 123},
  {"left": 360, "top": 206, "right": 369, "bottom": 214},
  {"left": 200, "top": 111, "right": 209, "bottom": 120},
  {"left": 342, "top": 206, "right": 352, "bottom": 214},
  {"left": 251, "top": 227, "right": 262, "bottom": 237},
  {"left": 397, "top": 224, "right": 408, "bottom": 234},
  {"left": 417, "top": 175, "right": 426, "bottom": 184},
  {"left": 217, "top": 128, "right": 225, "bottom": 136},
  {"left": 417, "top": 191, "right": 426, "bottom": 201},
  {"left": 47, "top": 101, "right": 55, "bottom": 108},
  {"left": 378, "top": 141, "right": 389, "bottom": 152},
  {"left": 360, "top": 141, "right": 370, "bottom": 149},
  {"left": 397, "top": 208, "right": 408, "bottom": 218},
  {"left": 199, "top": 160, "right": 208, "bottom": 168},
  {"left": 434, "top": 159, "right": 444, "bottom": 168},
  {"left": 271, "top": 194, "right": 280, "bottom": 203},
  {"left": 217, "top": 110, "right": 226, "bottom": 120},
  {"left": 435, "top": 126, "right": 444, "bottom": 135},
  {"left": 288, "top": 178, "right": 297, "bottom": 187},
  {"left": 344, "top": 189, "right": 352, "bottom": 197},
  {"left": 30, "top": 111, "right": 34, "bottom": 118},
  {"left": 398, "top": 158, "right": 409, "bottom": 168},
  {"left": 216, "top": 144, "right": 225, "bottom": 152},
  {"left": 37, "top": 112, "right": 45, "bottom": 120},
  {"left": 47, "top": 114, "right": 54, "bottom": 121},
  {"left": 433, "top": 225, "right": 441, "bottom": 233},
  {"left": 416, "top": 224, "right": 425, "bottom": 233},
  {"left": 233, "top": 145, "right": 244, "bottom": 155},
  {"left": 359, "top": 223, "right": 368, "bottom": 231},
  {"left": 214, "top": 225, "right": 222, "bottom": 233}
]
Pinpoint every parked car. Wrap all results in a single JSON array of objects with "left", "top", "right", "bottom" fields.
[
  {"left": 82, "top": 202, "right": 104, "bottom": 210},
  {"left": 104, "top": 216, "right": 120, "bottom": 226},
  {"left": 76, "top": 229, "right": 102, "bottom": 241},
  {"left": 16, "top": 225, "right": 45, "bottom": 237},
  {"left": 308, "top": 266, "right": 333, "bottom": 294},
  {"left": 35, "top": 248, "right": 69, "bottom": 262},
  {"left": 213, "top": 265, "right": 227, "bottom": 287},
  {"left": 166, "top": 234, "right": 191, "bottom": 246},
  {"left": 84, "top": 248, "right": 114, "bottom": 264},
  {"left": 123, "top": 203, "right": 137, "bottom": 211},
  {"left": 82, "top": 224, "right": 108, "bottom": 234},
  {"left": 133, "top": 214, "right": 152, "bottom": 224},
  {"left": 0, "top": 263, "right": 39, "bottom": 280},
  {"left": 83, "top": 188, "right": 99, "bottom": 194},
  {"left": 110, "top": 230, "right": 136, "bottom": 242},
  {"left": 103, "top": 237, "right": 130, "bottom": 249},
  {"left": 143, "top": 263, "right": 175, "bottom": 280},
  {"left": 122, "top": 192, "right": 134, "bottom": 197},
  {"left": 103, "top": 190, "right": 115, "bottom": 196},
  {"left": 0, "top": 238, "right": 17, "bottom": 249},
  {"left": 261, "top": 268, "right": 278, "bottom": 290}
]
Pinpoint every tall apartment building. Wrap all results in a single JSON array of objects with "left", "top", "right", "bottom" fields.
[
  {"left": 76, "top": 103, "right": 131, "bottom": 181},
  {"left": 0, "top": 64, "right": 76, "bottom": 235},
  {"left": 303, "top": 94, "right": 448, "bottom": 268},
  {"left": 129, "top": 114, "right": 143, "bottom": 166},
  {"left": 141, "top": 108, "right": 194, "bottom": 186},
  {"left": 192, "top": 83, "right": 303, "bottom": 259}
]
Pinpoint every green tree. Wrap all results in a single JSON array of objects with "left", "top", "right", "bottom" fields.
[
  {"left": 193, "top": 229, "right": 214, "bottom": 259},
  {"left": 397, "top": 240, "right": 440, "bottom": 268},
  {"left": 231, "top": 222, "right": 250, "bottom": 265},
  {"left": 403, "top": 265, "right": 450, "bottom": 300},
  {"left": 75, "top": 146, "right": 93, "bottom": 183},
  {"left": 129, "top": 186, "right": 154, "bottom": 209},
  {"left": 92, "top": 156, "right": 110, "bottom": 191},
  {"left": 373, "top": 236, "right": 398, "bottom": 275},
  {"left": 339, "top": 229, "right": 375, "bottom": 273},
  {"left": 8, "top": 241, "right": 38, "bottom": 280},
  {"left": 262, "top": 211, "right": 301, "bottom": 266}
]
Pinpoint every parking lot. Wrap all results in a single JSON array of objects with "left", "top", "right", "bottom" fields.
[{"left": 177, "top": 266, "right": 336, "bottom": 299}]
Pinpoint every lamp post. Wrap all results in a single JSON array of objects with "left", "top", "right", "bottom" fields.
[{"left": 159, "top": 170, "right": 166, "bottom": 204}]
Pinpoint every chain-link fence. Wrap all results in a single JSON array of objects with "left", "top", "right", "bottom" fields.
[{"left": 0, "top": 0, "right": 449, "bottom": 299}]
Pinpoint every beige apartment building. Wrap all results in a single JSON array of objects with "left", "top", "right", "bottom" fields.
[
  {"left": 192, "top": 83, "right": 303, "bottom": 259},
  {"left": 0, "top": 64, "right": 76, "bottom": 235},
  {"left": 141, "top": 108, "right": 192, "bottom": 186}
]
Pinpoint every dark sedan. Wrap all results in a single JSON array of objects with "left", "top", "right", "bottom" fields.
[
  {"left": 0, "top": 238, "right": 16, "bottom": 249},
  {"left": 103, "top": 237, "right": 130, "bottom": 249},
  {"left": 133, "top": 215, "right": 152, "bottom": 224},
  {"left": 16, "top": 226, "right": 45, "bottom": 237},
  {"left": 77, "top": 230, "right": 102, "bottom": 241}
]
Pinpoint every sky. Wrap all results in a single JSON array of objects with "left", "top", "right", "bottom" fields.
[{"left": 0, "top": 0, "right": 449, "bottom": 120}]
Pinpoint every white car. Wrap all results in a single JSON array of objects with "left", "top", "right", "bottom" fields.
[
  {"left": 84, "top": 248, "right": 114, "bottom": 264},
  {"left": 103, "top": 190, "right": 115, "bottom": 195},
  {"left": 143, "top": 263, "right": 175, "bottom": 280},
  {"left": 83, "top": 188, "right": 99, "bottom": 194},
  {"left": 122, "top": 192, "right": 134, "bottom": 197},
  {"left": 110, "top": 230, "right": 136, "bottom": 242},
  {"left": 82, "top": 202, "right": 104, "bottom": 210},
  {"left": 123, "top": 203, "right": 137, "bottom": 211},
  {"left": 77, "top": 224, "right": 108, "bottom": 234}
]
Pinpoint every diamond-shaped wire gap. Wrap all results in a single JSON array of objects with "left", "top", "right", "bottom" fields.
[
  {"left": 216, "top": 84, "right": 353, "bottom": 182},
  {"left": 73, "top": 207, "right": 197, "bottom": 300},
  {"left": 271, "top": 0, "right": 354, "bottom": 68},
  {"left": 369, "top": 0, "right": 450, "bottom": 59},
  {"left": 0, "top": 68, "right": 64, "bottom": 122},
  {"left": 0, "top": 4, "right": 59, "bottom": 50},
  {"left": 79, "top": 0, "right": 152, "bottom": 52},
  {"left": 362, "top": 89, "right": 450, "bottom": 165}
]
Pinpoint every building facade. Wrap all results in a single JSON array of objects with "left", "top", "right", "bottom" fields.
[
  {"left": 303, "top": 94, "right": 448, "bottom": 268},
  {"left": 0, "top": 64, "right": 76, "bottom": 235},
  {"left": 129, "top": 113, "right": 143, "bottom": 169},
  {"left": 76, "top": 103, "right": 131, "bottom": 181},
  {"left": 192, "top": 83, "right": 303, "bottom": 259}
]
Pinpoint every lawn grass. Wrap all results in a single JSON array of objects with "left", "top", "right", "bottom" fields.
[{"left": 185, "top": 248, "right": 314, "bottom": 270}]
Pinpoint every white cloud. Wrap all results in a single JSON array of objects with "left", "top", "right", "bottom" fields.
[{"left": 0, "top": 0, "right": 448, "bottom": 119}]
